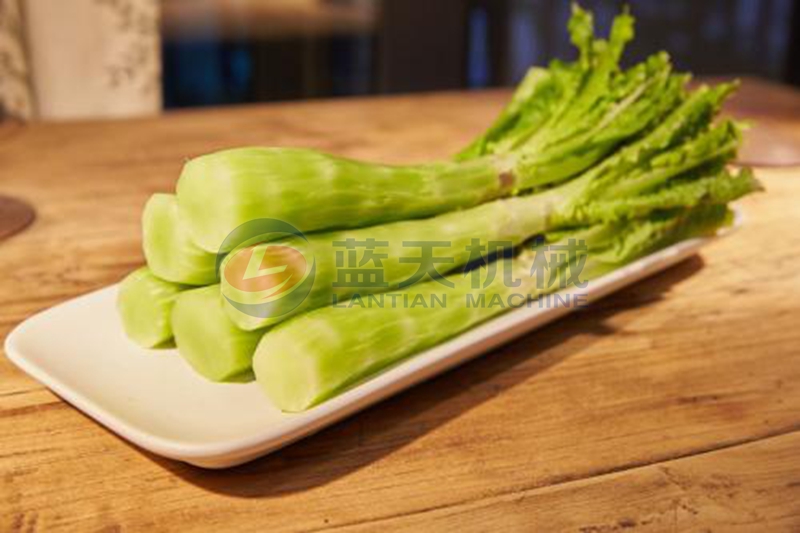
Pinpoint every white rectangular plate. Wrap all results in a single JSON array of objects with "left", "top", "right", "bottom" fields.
[{"left": 5, "top": 215, "right": 739, "bottom": 468}]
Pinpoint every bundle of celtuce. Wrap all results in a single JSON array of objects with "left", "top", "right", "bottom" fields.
[
  {"left": 117, "top": 6, "right": 761, "bottom": 408},
  {"left": 255, "top": 205, "right": 734, "bottom": 411}
]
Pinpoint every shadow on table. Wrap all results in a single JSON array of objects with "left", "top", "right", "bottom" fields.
[{"left": 137, "top": 255, "right": 705, "bottom": 498}]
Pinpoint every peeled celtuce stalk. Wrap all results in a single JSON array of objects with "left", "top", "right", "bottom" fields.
[
  {"left": 117, "top": 267, "right": 186, "bottom": 348},
  {"left": 176, "top": 6, "right": 680, "bottom": 253},
  {"left": 178, "top": 153, "right": 518, "bottom": 253},
  {"left": 143, "top": 194, "right": 218, "bottom": 285},
  {"left": 171, "top": 285, "right": 263, "bottom": 382}
]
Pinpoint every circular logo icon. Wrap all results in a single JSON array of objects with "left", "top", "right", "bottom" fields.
[{"left": 218, "top": 219, "right": 316, "bottom": 320}]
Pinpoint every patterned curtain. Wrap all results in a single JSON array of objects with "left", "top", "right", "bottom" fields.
[
  {"left": 0, "top": 0, "right": 161, "bottom": 120},
  {"left": 0, "top": 0, "right": 34, "bottom": 119}
]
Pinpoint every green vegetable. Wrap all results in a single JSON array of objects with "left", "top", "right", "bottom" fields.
[
  {"left": 253, "top": 206, "right": 732, "bottom": 412},
  {"left": 456, "top": 64, "right": 579, "bottom": 160},
  {"left": 511, "top": 55, "right": 684, "bottom": 189},
  {"left": 171, "top": 285, "right": 264, "bottom": 382},
  {"left": 177, "top": 7, "right": 676, "bottom": 253},
  {"left": 552, "top": 117, "right": 745, "bottom": 224},
  {"left": 178, "top": 151, "right": 516, "bottom": 253},
  {"left": 455, "top": 4, "right": 599, "bottom": 159},
  {"left": 459, "top": 6, "right": 683, "bottom": 186},
  {"left": 117, "top": 267, "right": 187, "bottom": 348},
  {"left": 566, "top": 166, "right": 759, "bottom": 224},
  {"left": 222, "top": 114, "right": 756, "bottom": 331},
  {"left": 214, "top": 161, "right": 753, "bottom": 381},
  {"left": 113, "top": 3, "right": 761, "bottom": 413},
  {"left": 142, "top": 193, "right": 218, "bottom": 285}
]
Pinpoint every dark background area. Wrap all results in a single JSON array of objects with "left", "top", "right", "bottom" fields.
[{"left": 162, "top": 0, "right": 800, "bottom": 109}]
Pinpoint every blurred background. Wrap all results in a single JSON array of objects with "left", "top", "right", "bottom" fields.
[{"left": 1, "top": 0, "right": 799, "bottom": 121}]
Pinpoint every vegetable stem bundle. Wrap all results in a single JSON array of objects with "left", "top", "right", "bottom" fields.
[
  {"left": 116, "top": 5, "right": 761, "bottom": 412},
  {"left": 220, "top": 112, "right": 753, "bottom": 331}
]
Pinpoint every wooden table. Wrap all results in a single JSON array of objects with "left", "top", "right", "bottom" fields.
[{"left": 1, "top": 89, "right": 800, "bottom": 532}]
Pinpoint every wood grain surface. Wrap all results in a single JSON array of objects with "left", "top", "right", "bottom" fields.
[{"left": 1, "top": 88, "right": 799, "bottom": 532}]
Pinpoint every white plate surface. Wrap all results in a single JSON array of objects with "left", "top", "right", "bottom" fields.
[{"left": 5, "top": 215, "right": 739, "bottom": 468}]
